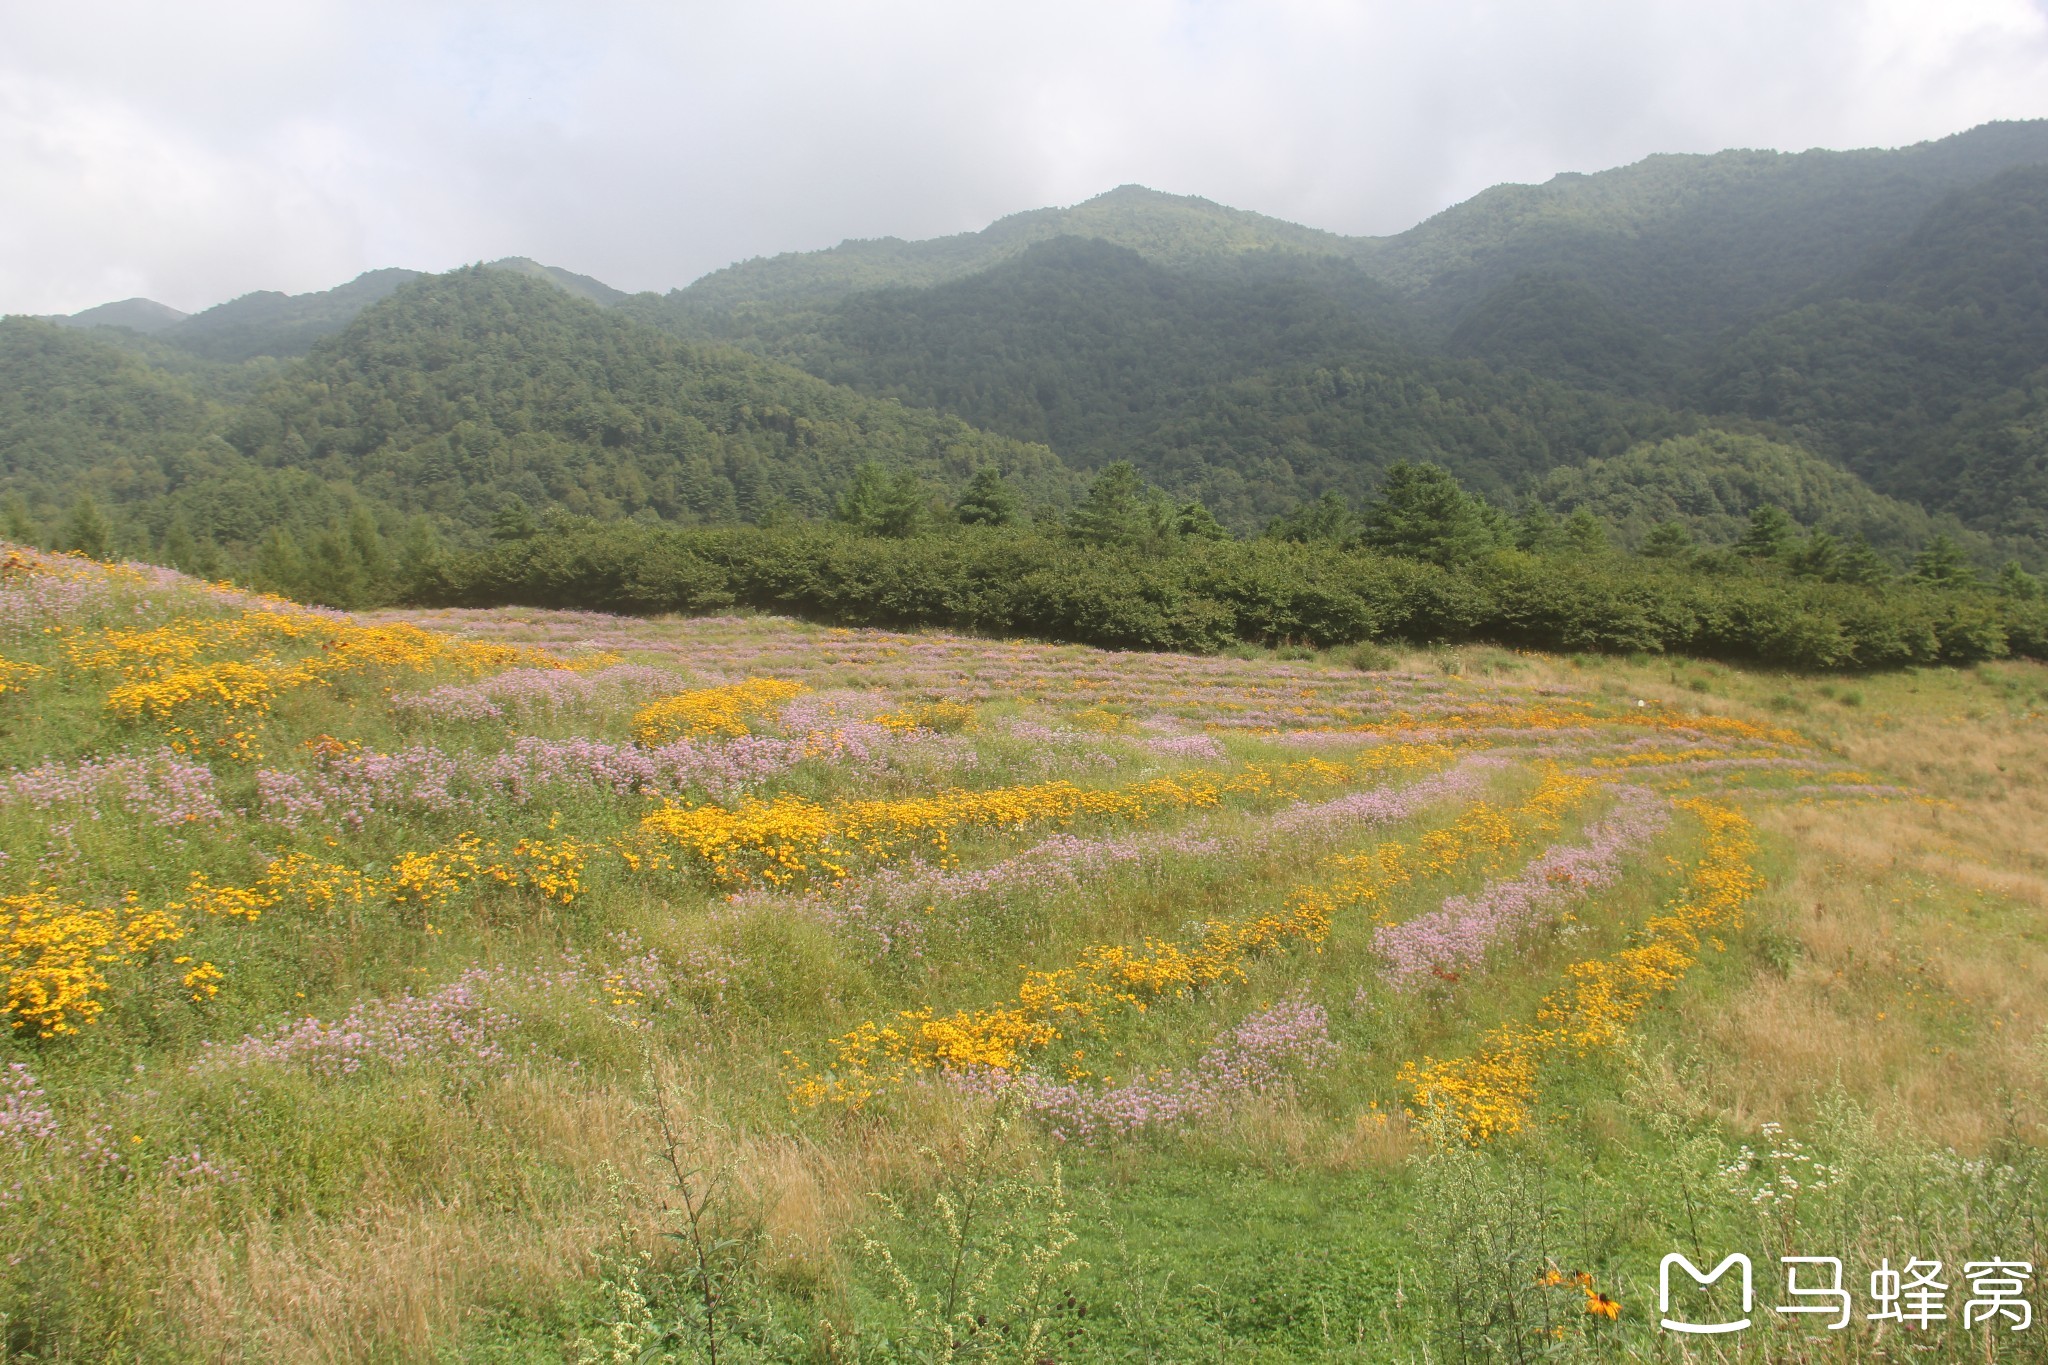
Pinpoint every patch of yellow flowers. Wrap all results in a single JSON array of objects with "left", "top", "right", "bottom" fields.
[
  {"left": 635, "top": 749, "right": 1450, "bottom": 892},
  {"left": 0, "top": 890, "right": 189, "bottom": 1037},
  {"left": 85, "top": 609, "right": 601, "bottom": 759},
  {"left": 1400, "top": 799, "right": 1761, "bottom": 1139},
  {"left": 0, "top": 656, "right": 45, "bottom": 696},
  {"left": 631, "top": 678, "right": 810, "bottom": 744},
  {"left": 788, "top": 764, "right": 1595, "bottom": 1109}
]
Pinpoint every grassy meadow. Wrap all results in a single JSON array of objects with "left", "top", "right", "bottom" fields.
[{"left": 1, "top": 543, "right": 2045, "bottom": 1362}]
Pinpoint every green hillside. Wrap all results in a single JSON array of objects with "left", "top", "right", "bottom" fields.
[
  {"left": 223, "top": 267, "right": 1071, "bottom": 532},
  {"left": 1702, "top": 163, "right": 2048, "bottom": 541},
  {"left": 673, "top": 237, "right": 1417, "bottom": 463},
  {"left": 657, "top": 184, "right": 1360, "bottom": 317},
  {"left": 1530, "top": 428, "right": 1963, "bottom": 554},
  {"left": 164, "top": 268, "right": 425, "bottom": 362},
  {"left": 14, "top": 119, "right": 2048, "bottom": 586},
  {"left": 1359, "top": 120, "right": 2048, "bottom": 339},
  {"left": 0, "top": 269, "right": 1074, "bottom": 582}
]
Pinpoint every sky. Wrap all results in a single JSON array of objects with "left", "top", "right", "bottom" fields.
[{"left": 5, "top": 0, "right": 2048, "bottom": 316}]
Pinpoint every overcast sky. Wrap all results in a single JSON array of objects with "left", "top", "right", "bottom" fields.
[{"left": 6, "top": 0, "right": 2048, "bottom": 316}]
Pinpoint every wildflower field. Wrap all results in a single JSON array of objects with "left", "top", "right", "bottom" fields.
[{"left": 3, "top": 544, "right": 2046, "bottom": 1362}]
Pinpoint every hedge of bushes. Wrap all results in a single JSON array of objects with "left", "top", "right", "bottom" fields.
[{"left": 419, "top": 522, "right": 2047, "bottom": 671}]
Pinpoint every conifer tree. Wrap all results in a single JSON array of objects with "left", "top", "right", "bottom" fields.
[
  {"left": 1640, "top": 520, "right": 1694, "bottom": 559},
  {"left": 1068, "top": 461, "right": 1169, "bottom": 550},
  {"left": 1360, "top": 462, "right": 1498, "bottom": 566},
  {"left": 61, "top": 494, "right": 113, "bottom": 560},
  {"left": 955, "top": 467, "right": 1020, "bottom": 527},
  {"left": 1911, "top": 533, "right": 1976, "bottom": 588},
  {"left": 1734, "top": 504, "right": 1796, "bottom": 560}
]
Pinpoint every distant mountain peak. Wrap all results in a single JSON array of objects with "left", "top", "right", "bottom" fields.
[
  {"left": 483, "top": 258, "right": 630, "bottom": 306},
  {"left": 53, "top": 297, "right": 188, "bottom": 334}
]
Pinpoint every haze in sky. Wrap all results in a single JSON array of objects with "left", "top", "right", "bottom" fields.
[{"left": 6, "top": 0, "right": 2048, "bottom": 315}]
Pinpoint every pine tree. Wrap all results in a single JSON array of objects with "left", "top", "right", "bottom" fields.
[
  {"left": 1514, "top": 503, "right": 1568, "bottom": 554},
  {"left": 253, "top": 528, "right": 306, "bottom": 597},
  {"left": 955, "top": 467, "right": 1020, "bottom": 527},
  {"left": 1832, "top": 536, "right": 1892, "bottom": 586},
  {"left": 1360, "top": 462, "right": 1499, "bottom": 566},
  {"left": 346, "top": 505, "right": 391, "bottom": 592},
  {"left": 1563, "top": 507, "right": 1610, "bottom": 555},
  {"left": 1734, "top": 504, "right": 1796, "bottom": 560},
  {"left": 836, "top": 463, "right": 931, "bottom": 537},
  {"left": 1640, "top": 520, "right": 1694, "bottom": 559},
  {"left": 1173, "top": 500, "right": 1231, "bottom": 541},
  {"left": 1, "top": 494, "right": 36, "bottom": 546},
  {"left": 1787, "top": 530, "right": 1842, "bottom": 580},
  {"left": 61, "top": 494, "right": 113, "bottom": 560},
  {"left": 397, "top": 516, "right": 449, "bottom": 599},
  {"left": 1996, "top": 560, "right": 2043, "bottom": 600},
  {"left": 1911, "top": 533, "right": 1976, "bottom": 588},
  {"left": 160, "top": 515, "right": 199, "bottom": 574},
  {"left": 491, "top": 498, "right": 540, "bottom": 541},
  {"left": 1268, "top": 491, "right": 1355, "bottom": 545},
  {"left": 1068, "top": 462, "right": 1169, "bottom": 550}
]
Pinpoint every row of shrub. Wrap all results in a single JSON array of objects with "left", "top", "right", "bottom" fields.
[{"left": 417, "top": 521, "right": 2047, "bottom": 672}]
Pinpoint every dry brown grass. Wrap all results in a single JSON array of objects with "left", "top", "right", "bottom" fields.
[{"left": 1478, "top": 648, "right": 2048, "bottom": 1151}]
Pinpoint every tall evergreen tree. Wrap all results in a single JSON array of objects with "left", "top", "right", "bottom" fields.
[
  {"left": 1911, "top": 533, "right": 1976, "bottom": 588},
  {"left": 61, "top": 494, "right": 113, "bottom": 560},
  {"left": 1360, "top": 462, "right": 1499, "bottom": 566},
  {"left": 1268, "top": 491, "right": 1355, "bottom": 545},
  {"left": 1832, "top": 536, "right": 1892, "bottom": 586},
  {"left": 955, "top": 467, "right": 1020, "bottom": 527},
  {"left": 1997, "top": 560, "right": 2044, "bottom": 600},
  {"left": 1640, "top": 520, "right": 1695, "bottom": 559},
  {"left": 1734, "top": 504, "right": 1797, "bottom": 560},
  {"left": 1068, "top": 461, "right": 1169, "bottom": 550},
  {"left": 1, "top": 494, "right": 36, "bottom": 545},
  {"left": 1563, "top": 507, "right": 1610, "bottom": 554}
]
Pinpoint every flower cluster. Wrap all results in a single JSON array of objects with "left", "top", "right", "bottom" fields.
[
  {"left": 1, "top": 747, "right": 224, "bottom": 827},
  {"left": 1375, "top": 786, "right": 1668, "bottom": 989},
  {"left": 1, "top": 889, "right": 188, "bottom": 1036},
  {"left": 1400, "top": 799, "right": 1761, "bottom": 1138},
  {"left": 1021, "top": 999, "right": 1338, "bottom": 1143},
  {"left": 631, "top": 678, "right": 810, "bottom": 744},
  {"left": 0, "top": 656, "right": 45, "bottom": 696},
  {"left": 788, "top": 763, "right": 1586, "bottom": 1108},
  {"left": 197, "top": 967, "right": 524, "bottom": 1078},
  {"left": 1, "top": 1063, "right": 58, "bottom": 1148}
]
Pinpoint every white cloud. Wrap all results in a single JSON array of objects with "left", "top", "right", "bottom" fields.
[{"left": 4, "top": 0, "right": 2047, "bottom": 313}]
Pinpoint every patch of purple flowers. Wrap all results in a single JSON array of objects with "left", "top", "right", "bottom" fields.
[
  {"left": 197, "top": 968, "right": 524, "bottom": 1079},
  {"left": 1, "top": 748, "right": 224, "bottom": 827},
  {"left": 256, "top": 724, "right": 977, "bottom": 827},
  {"left": 1, "top": 1064, "right": 58, "bottom": 1149},
  {"left": 1374, "top": 785, "right": 1669, "bottom": 989},
  {"left": 1268, "top": 755, "right": 1504, "bottom": 837},
  {"left": 389, "top": 663, "right": 682, "bottom": 721},
  {"left": 1020, "top": 999, "right": 1337, "bottom": 1144}
]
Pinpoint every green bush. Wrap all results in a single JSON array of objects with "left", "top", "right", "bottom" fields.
[{"left": 424, "top": 520, "right": 2048, "bottom": 672}]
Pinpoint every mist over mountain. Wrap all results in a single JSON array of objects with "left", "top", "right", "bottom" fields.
[{"left": 8, "top": 118, "right": 2048, "bottom": 587}]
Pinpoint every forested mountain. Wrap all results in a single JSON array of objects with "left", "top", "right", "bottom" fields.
[
  {"left": 1369, "top": 120, "right": 2048, "bottom": 341},
  {"left": 677, "top": 237, "right": 1416, "bottom": 455},
  {"left": 223, "top": 267, "right": 1069, "bottom": 531},
  {"left": 55, "top": 298, "right": 187, "bottom": 333},
  {"left": 10, "top": 118, "right": 2048, "bottom": 597},
  {"left": 0, "top": 269, "right": 1071, "bottom": 575},
  {"left": 661, "top": 184, "right": 1356, "bottom": 317},
  {"left": 1701, "top": 164, "right": 2048, "bottom": 541},
  {"left": 45, "top": 258, "right": 628, "bottom": 364},
  {"left": 1530, "top": 429, "right": 1951, "bottom": 551}
]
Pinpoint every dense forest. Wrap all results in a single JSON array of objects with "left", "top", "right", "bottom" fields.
[{"left": 8, "top": 119, "right": 2048, "bottom": 665}]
